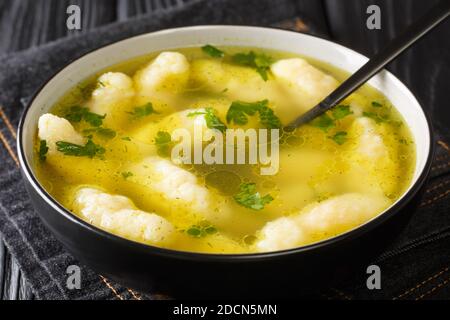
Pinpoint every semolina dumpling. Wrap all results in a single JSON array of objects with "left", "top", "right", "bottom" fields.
[{"left": 74, "top": 187, "right": 176, "bottom": 246}]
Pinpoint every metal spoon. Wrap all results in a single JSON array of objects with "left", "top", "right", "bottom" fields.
[{"left": 286, "top": 0, "right": 450, "bottom": 130}]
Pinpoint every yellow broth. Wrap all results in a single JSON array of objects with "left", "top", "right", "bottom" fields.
[{"left": 34, "top": 46, "right": 415, "bottom": 253}]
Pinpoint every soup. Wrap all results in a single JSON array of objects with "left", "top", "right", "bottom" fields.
[{"left": 34, "top": 46, "right": 415, "bottom": 253}]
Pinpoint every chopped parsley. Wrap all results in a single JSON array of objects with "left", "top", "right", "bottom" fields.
[
  {"left": 121, "top": 136, "right": 131, "bottom": 141},
  {"left": 56, "top": 139, "right": 105, "bottom": 158},
  {"left": 311, "top": 105, "right": 353, "bottom": 132},
  {"left": 328, "top": 131, "right": 348, "bottom": 145},
  {"left": 186, "top": 224, "right": 217, "bottom": 238},
  {"left": 83, "top": 127, "right": 116, "bottom": 139},
  {"left": 332, "top": 105, "right": 353, "bottom": 120},
  {"left": 65, "top": 106, "right": 105, "bottom": 127},
  {"left": 127, "top": 102, "right": 158, "bottom": 119},
  {"left": 233, "top": 182, "right": 274, "bottom": 211},
  {"left": 371, "top": 101, "right": 383, "bottom": 108},
  {"left": 38, "top": 140, "right": 48, "bottom": 161},
  {"left": 226, "top": 100, "right": 281, "bottom": 129},
  {"left": 258, "top": 104, "right": 282, "bottom": 129},
  {"left": 363, "top": 111, "right": 389, "bottom": 123},
  {"left": 121, "top": 171, "right": 133, "bottom": 179},
  {"left": 232, "top": 51, "right": 273, "bottom": 81},
  {"left": 311, "top": 114, "right": 335, "bottom": 132},
  {"left": 155, "top": 131, "right": 172, "bottom": 157},
  {"left": 201, "top": 44, "right": 225, "bottom": 58},
  {"left": 188, "top": 108, "right": 227, "bottom": 133}
]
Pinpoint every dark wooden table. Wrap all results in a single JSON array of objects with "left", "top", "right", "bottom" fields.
[{"left": 0, "top": 0, "right": 448, "bottom": 300}]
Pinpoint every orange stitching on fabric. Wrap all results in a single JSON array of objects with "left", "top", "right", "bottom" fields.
[
  {"left": 0, "top": 106, "right": 17, "bottom": 138},
  {"left": 293, "top": 17, "right": 309, "bottom": 32},
  {"left": 420, "top": 189, "right": 450, "bottom": 207},
  {"left": 127, "top": 288, "right": 142, "bottom": 300},
  {"left": 435, "top": 155, "right": 449, "bottom": 162},
  {"left": 99, "top": 275, "right": 124, "bottom": 300},
  {"left": 0, "top": 130, "right": 19, "bottom": 166},
  {"left": 415, "top": 274, "right": 450, "bottom": 300},
  {"left": 438, "top": 140, "right": 450, "bottom": 153},
  {"left": 331, "top": 288, "right": 352, "bottom": 300},
  {"left": 431, "top": 161, "right": 450, "bottom": 171},
  {"left": 393, "top": 267, "right": 449, "bottom": 300},
  {"left": 426, "top": 179, "right": 450, "bottom": 193}
]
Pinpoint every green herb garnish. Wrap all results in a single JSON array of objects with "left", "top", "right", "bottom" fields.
[
  {"left": 188, "top": 108, "right": 227, "bottom": 133},
  {"left": 363, "top": 111, "right": 389, "bottom": 123},
  {"left": 83, "top": 127, "right": 116, "bottom": 139},
  {"left": 128, "top": 102, "right": 158, "bottom": 119},
  {"left": 121, "top": 136, "right": 131, "bottom": 141},
  {"left": 233, "top": 182, "right": 274, "bottom": 210},
  {"left": 56, "top": 139, "right": 105, "bottom": 158},
  {"left": 226, "top": 101, "right": 260, "bottom": 125},
  {"left": 328, "top": 131, "right": 348, "bottom": 145},
  {"left": 232, "top": 51, "right": 273, "bottom": 81},
  {"left": 204, "top": 108, "right": 227, "bottom": 132},
  {"left": 201, "top": 44, "right": 225, "bottom": 58},
  {"left": 226, "top": 100, "right": 281, "bottom": 129},
  {"left": 332, "top": 105, "right": 353, "bottom": 120},
  {"left": 186, "top": 224, "right": 217, "bottom": 238},
  {"left": 155, "top": 131, "right": 172, "bottom": 157},
  {"left": 258, "top": 104, "right": 282, "bottom": 129},
  {"left": 38, "top": 140, "right": 49, "bottom": 161},
  {"left": 65, "top": 105, "right": 105, "bottom": 127},
  {"left": 311, "top": 114, "right": 335, "bottom": 132},
  {"left": 371, "top": 101, "right": 383, "bottom": 108},
  {"left": 121, "top": 171, "right": 133, "bottom": 179}
]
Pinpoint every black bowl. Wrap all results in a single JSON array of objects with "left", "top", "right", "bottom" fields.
[{"left": 16, "top": 26, "right": 435, "bottom": 298}]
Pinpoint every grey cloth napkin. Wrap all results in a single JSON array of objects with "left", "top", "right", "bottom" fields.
[{"left": 0, "top": 0, "right": 449, "bottom": 300}]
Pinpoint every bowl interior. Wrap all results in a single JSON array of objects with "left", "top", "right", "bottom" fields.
[{"left": 20, "top": 26, "right": 431, "bottom": 247}]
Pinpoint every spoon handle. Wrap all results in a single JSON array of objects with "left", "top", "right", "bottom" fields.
[{"left": 287, "top": 0, "right": 450, "bottom": 129}]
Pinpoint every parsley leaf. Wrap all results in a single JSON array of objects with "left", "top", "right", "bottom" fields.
[
  {"left": 204, "top": 108, "right": 227, "bottom": 133},
  {"left": 226, "top": 101, "right": 260, "bottom": 125},
  {"left": 186, "top": 224, "right": 217, "bottom": 238},
  {"left": 56, "top": 139, "right": 105, "bottom": 158},
  {"left": 128, "top": 103, "right": 158, "bottom": 119},
  {"left": 233, "top": 182, "right": 274, "bottom": 210},
  {"left": 371, "top": 101, "right": 383, "bottom": 108},
  {"left": 363, "top": 111, "right": 389, "bottom": 124},
  {"left": 311, "top": 114, "right": 335, "bottom": 132},
  {"left": 328, "top": 131, "right": 348, "bottom": 145},
  {"left": 64, "top": 106, "right": 84, "bottom": 122},
  {"left": 188, "top": 108, "right": 227, "bottom": 133},
  {"left": 155, "top": 131, "right": 172, "bottom": 157},
  {"left": 83, "top": 127, "right": 116, "bottom": 139},
  {"left": 38, "top": 140, "right": 49, "bottom": 161},
  {"left": 121, "top": 171, "right": 133, "bottom": 179},
  {"left": 65, "top": 105, "right": 105, "bottom": 127},
  {"left": 332, "top": 105, "right": 353, "bottom": 120},
  {"left": 258, "top": 104, "right": 282, "bottom": 129},
  {"left": 232, "top": 51, "right": 273, "bottom": 81},
  {"left": 83, "top": 112, "right": 106, "bottom": 127},
  {"left": 201, "top": 44, "right": 225, "bottom": 58},
  {"left": 226, "top": 100, "right": 281, "bottom": 129}
]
